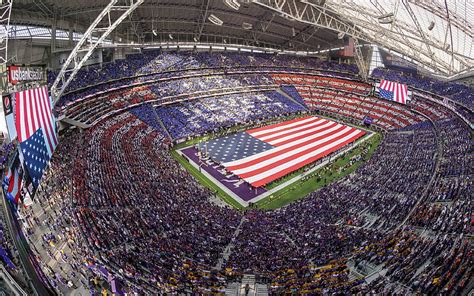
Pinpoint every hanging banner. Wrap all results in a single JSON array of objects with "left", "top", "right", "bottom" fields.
[
  {"left": 1, "top": 94, "right": 17, "bottom": 141},
  {"left": 8, "top": 66, "right": 45, "bottom": 85},
  {"left": 3, "top": 94, "right": 12, "bottom": 115},
  {"left": 55, "top": 49, "right": 103, "bottom": 69}
]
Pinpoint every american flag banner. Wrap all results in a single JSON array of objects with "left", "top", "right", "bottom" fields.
[
  {"left": 205, "top": 116, "right": 365, "bottom": 187},
  {"left": 19, "top": 129, "right": 49, "bottom": 188},
  {"left": 15, "top": 86, "right": 58, "bottom": 188},
  {"left": 5, "top": 166, "right": 22, "bottom": 204},
  {"left": 378, "top": 79, "right": 409, "bottom": 104}
]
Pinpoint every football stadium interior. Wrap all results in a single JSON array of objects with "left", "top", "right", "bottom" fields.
[{"left": 0, "top": 0, "right": 472, "bottom": 295}]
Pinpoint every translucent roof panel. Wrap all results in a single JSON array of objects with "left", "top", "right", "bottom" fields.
[
  {"left": 325, "top": 0, "right": 473, "bottom": 76},
  {"left": 3, "top": 25, "right": 112, "bottom": 44}
]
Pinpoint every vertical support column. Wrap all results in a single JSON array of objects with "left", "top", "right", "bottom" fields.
[
  {"left": 51, "top": 18, "right": 57, "bottom": 54},
  {"left": 0, "top": 0, "right": 13, "bottom": 94},
  {"left": 50, "top": 18, "right": 57, "bottom": 69},
  {"left": 68, "top": 24, "right": 74, "bottom": 48},
  {"left": 353, "top": 38, "right": 369, "bottom": 81}
]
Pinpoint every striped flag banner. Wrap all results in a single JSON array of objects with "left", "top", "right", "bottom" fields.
[
  {"left": 6, "top": 167, "right": 22, "bottom": 204},
  {"left": 222, "top": 116, "right": 365, "bottom": 187},
  {"left": 14, "top": 85, "right": 58, "bottom": 189},
  {"left": 15, "top": 85, "right": 58, "bottom": 156},
  {"left": 377, "top": 79, "right": 409, "bottom": 104}
]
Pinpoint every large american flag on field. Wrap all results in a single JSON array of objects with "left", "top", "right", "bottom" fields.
[
  {"left": 378, "top": 79, "right": 409, "bottom": 104},
  {"left": 201, "top": 116, "right": 365, "bottom": 187},
  {"left": 15, "top": 86, "right": 58, "bottom": 188}
]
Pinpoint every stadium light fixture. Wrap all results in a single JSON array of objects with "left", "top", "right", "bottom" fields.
[
  {"left": 377, "top": 12, "right": 394, "bottom": 19},
  {"left": 168, "top": 34, "right": 173, "bottom": 40},
  {"left": 224, "top": 0, "right": 240, "bottom": 10},
  {"left": 281, "top": 14, "right": 296, "bottom": 21},
  {"left": 378, "top": 18, "right": 393, "bottom": 24},
  {"left": 208, "top": 14, "right": 223, "bottom": 26},
  {"left": 242, "top": 22, "right": 253, "bottom": 30},
  {"left": 337, "top": 32, "right": 345, "bottom": 39},
  {"left": 377, "top": 12, "right": 394, "bottom": 24},
  {"left": 428, "top": 21, "right": 435, "bottom": 31},
  {"left": 152, "top": 30, "right": 157, "bottom": 36},
  {"left": 193, "top": 36, "right": 199, "bottom": 42}
]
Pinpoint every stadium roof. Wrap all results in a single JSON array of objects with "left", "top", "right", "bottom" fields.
[
  {"left": 324, "top": 0, "right": 473, "bottom": 76},
  {"left": 9, "top": 0, "right": 474, "bottom": 76}
]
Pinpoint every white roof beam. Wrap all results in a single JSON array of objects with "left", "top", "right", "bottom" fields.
[{"left": 51, "top": 0, "right": 145, "bottom": 104}]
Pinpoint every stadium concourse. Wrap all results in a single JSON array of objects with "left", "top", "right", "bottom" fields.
[{"left": 0, "top": 1, "right": 472, "bottom": 295}]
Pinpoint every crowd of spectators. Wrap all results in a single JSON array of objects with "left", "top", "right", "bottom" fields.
[
  {"left": 407, "top": 116, "right": 472, "bottom": 235},
  {"left": 63, "top": 73, "right": 276, "bottom": 125},
  {"left": 353, "top": 230, "right": 472, "bottom": 294},
  {"left": 61, "top": 66, "right": 441, "bottom": 136},
  {"left": 297, "top": 86, "right": 425, "bottom": 130},
  {"left": 372, "top": 67, "right": 474, "bottom": 110},
  {"left": 0, "top": 52, "right": 468, "bottom": 294},
  {"left": 272, "top": 73, "right": 371, "bottom": 96},
  {"left": 15, "top": 89, "right": 469, "bottom": 294},
  {"left": 49, "top": 51, "right": 361, "bottom": 111},
  {"left": 156, "top": 91, "right": 305, "bottom": 139},
  {"left": 0, "top": 141, "right": 15, "bottom": 168}
]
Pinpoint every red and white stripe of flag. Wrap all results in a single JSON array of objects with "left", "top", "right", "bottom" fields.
[
  {"left": 223, "top": 116, "right": 365, "bottom": 187},
  {"left": 15, "top": 86, "right": 58, "bottom": 155},
  {"left": 379, "top": 79, "right": 408, "bottom": 104},
  {"left": 7, "top": 169, "right": 22, "bottom": 204}
]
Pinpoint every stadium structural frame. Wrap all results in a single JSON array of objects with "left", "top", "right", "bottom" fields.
[
  {"left": 252, "top": 0, "right": 470, "bottom": 76},
  {"left": 0, "top": 0, "right": 13, "bottom": 92},
  {"left": 50, "top": 0, "right": 144, "bottom": 104}
]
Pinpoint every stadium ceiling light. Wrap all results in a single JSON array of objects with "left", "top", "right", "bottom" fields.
[
  {"left": 281, "top": 14, "right": 296, "bottom": 21},
  {"left": 193, "top": 36, "right": 199, "bottom": 42},
  {"left": 428, "top": 21, "right": 435, "bottom": 31},
  {"left": 152, "top": 30, "right": 157, "bottom": 36},
  {"left": 242, "top": 22, "right": 253, "bottom": 30},
  {"left": 377, "top": 12, "right": 394, "bottom": 19},
  {"left": 224, "top": 0, "right": 240, "bottom": 10},
  {"left": 208, "top": 14, "right": 223, "bottom": 26},
  {"left": 378, "top": 18, "right": 393, "bottom": 24},
  {"left": 377, "top": 12, "right": 394, "bottom": 24},
  {"left": 337, "top": 32, "right": 345, "bottom": 39},
  {"left": 168, "top": 34, "right": 173, "bottom": 40}
]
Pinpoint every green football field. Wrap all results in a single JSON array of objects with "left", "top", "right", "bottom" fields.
[{"left": 171, "top": 117, "right": 381, "bottom": 210}]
